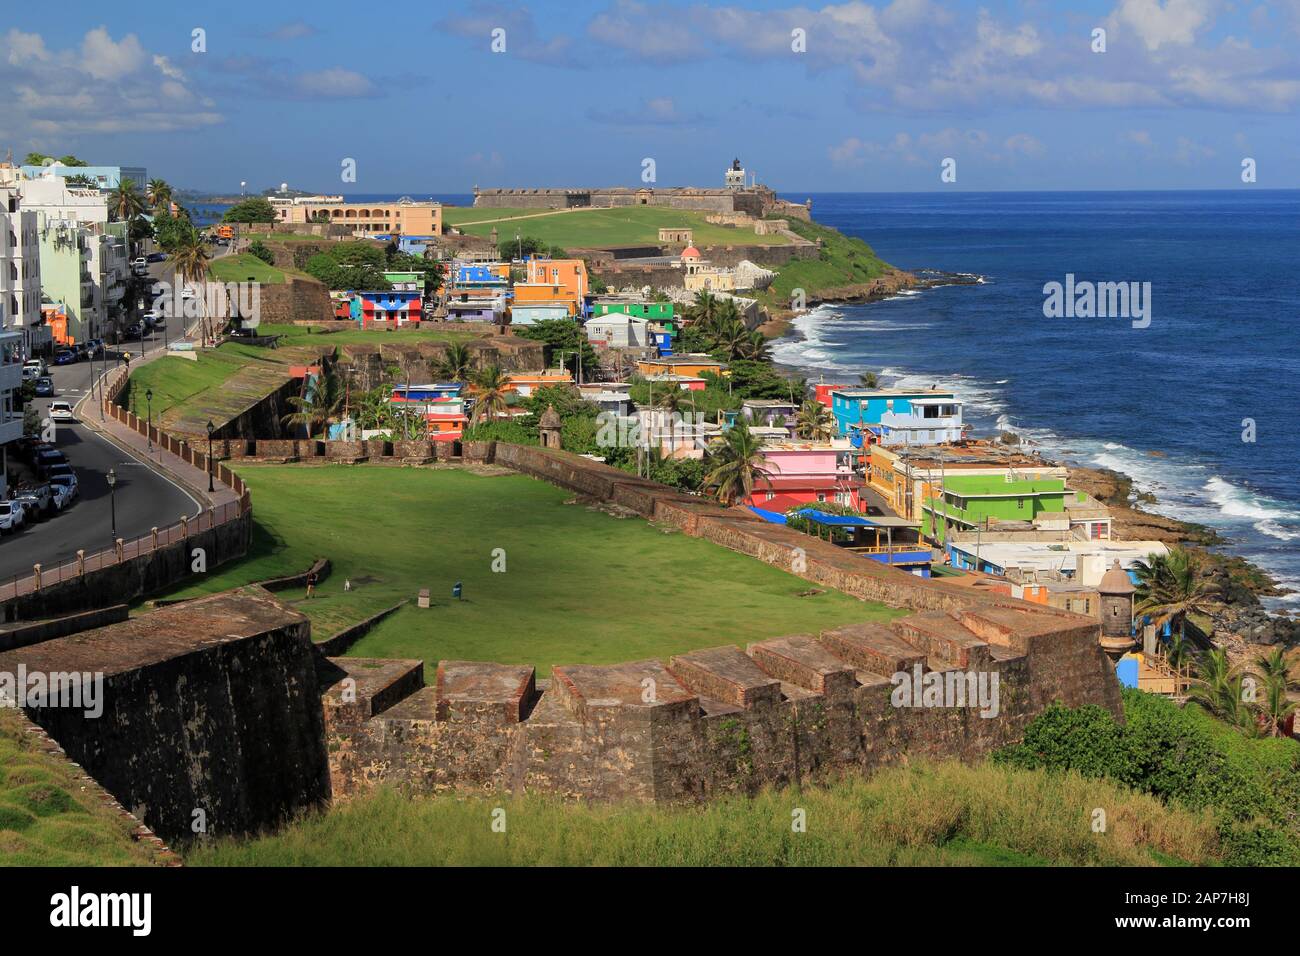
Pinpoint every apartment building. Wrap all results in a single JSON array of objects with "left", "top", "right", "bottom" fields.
[
  {"left": 275, "top": 197, "right": 441, "bottom": 236},
  {"left": 0, "top": 182, "right": 47, "bottom": 353}
]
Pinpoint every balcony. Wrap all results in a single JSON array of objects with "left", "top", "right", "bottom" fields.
[
  {"left": 0, "top": 413, "right": 23, "bottom": 445},
  {"left": 0, "top": 362, "right": 22, "bottom": 392}
]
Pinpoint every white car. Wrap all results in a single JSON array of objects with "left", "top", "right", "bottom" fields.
[
  {"left": 49, "top": 401, "right": 76, "bottom": 422},
  {"left": 48, "top": 475, "right": 77, "bottom": 508},
  {"left": 0, "top": 501, "right": 25, "bottom": 533},
  {"left": 181, "top": 286, "right": 197, "bottom": 300}
]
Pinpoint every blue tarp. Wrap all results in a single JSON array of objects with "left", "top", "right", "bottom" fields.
[
  {"left": 746, "top": 507, "right": 788, "bottom": 524},
  {"left": 794, "top": 509, "right": 880, "bottom": 528}
]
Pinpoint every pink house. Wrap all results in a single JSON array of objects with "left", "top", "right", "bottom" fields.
[{"left": 746, "top": 441, "right": 861, "bottom": 511}]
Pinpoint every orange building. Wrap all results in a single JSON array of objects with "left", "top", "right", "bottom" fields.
[
  {"left": 512, "top": 258, "right": 588, "bottom": 316},
  {"left": 505, "top": 370, "right": 575, "bottom": 396},
  {"left": 44, "top": 306, "right": 71, "bottom": 346},
  {"left": 636, "top": 354, "right": 728, "bottom": 379}
]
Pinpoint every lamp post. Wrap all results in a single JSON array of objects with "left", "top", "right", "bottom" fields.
[
  {"left": 106, "top": 468, "right": 117, "bottom": 543},
  {"left": 206, "top": 420, "right": 215, "bottom": 493},
  {"left": 145, "top": 387, "right": 153, "bottom": 452}
]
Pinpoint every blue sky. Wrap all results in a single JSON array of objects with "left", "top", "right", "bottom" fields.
[{"left": 4, "top": 0, "right": 1299, "bottom": 193}]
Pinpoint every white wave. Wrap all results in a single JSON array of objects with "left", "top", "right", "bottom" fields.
[
  {"left": 1255, "top": 520, "right": 1300, "bottom": 542},
  {"left": 1205, "top": 476, "right": 1300, "bottom": 522}
]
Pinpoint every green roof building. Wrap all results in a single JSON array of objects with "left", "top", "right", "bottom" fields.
[{"left": 922, "top": 474, "right": 1068, "bottom": 543}]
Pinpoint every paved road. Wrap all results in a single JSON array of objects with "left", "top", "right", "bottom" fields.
[{"left": 0, "top": 249, "right": 232, "bottom": 583}]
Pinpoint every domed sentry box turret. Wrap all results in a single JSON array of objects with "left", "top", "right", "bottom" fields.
[{"left": 1097, "top": 559, "right": 1139, "bottom": 661}]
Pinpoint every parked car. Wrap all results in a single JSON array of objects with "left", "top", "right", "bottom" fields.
[
  {"left": 151, "top": 282, "right": 167, "bottom": 297},
  {"left": 48, "top": 400, "right": 75, "bottom": 422},
  {"left": 87, "top": 338, "right": 105, "bottom": 357},
  {"left": 53, "top": 349, "right": 79, "bottom": 365},
  {"left": 124, "top": 323, "right": 144, "bottom": 339},
  {"left": 24, "top": 358, "right": 47, "bottom": 376},
  {"left": 0, "top": 501, "right": 25, "bottom": 534},
  {"left": 34, "top": 376, "right": 54, "bottom": 397},
  {"left": 21, "top": 366, "right": 39, "bottom": 382},
  {"left": 49, "top": 476, "right": 77, "bottom": 509},
  {"left": 13, "top": 484, "right": 52, "bottom": 519},
  {"left": 35, "top": 449, "right": 67, "bottom": 476},
  {"left": 181, "top": 286, "right": 197, "bottom": 300},
  {"left": 44, "top": 464, "right": 76, "bottom": 488}
]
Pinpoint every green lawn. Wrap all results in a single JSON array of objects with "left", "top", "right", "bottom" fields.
[
  {"left": 186, "top": 760, "right": 1218, "bottom": 866},
  {"left": 209, "top": 252, "right": 288, "bottom": 285},
  {"left": 154, "top": 466, "right": 893, "bottom": 674},
  {"left": 265, "top": 323, "right": 481, "bottom": 348},
  {"left": 0, "top": 710, "right": 170, "bottom": 866},
  {"left": 122, "top": 342, "right": 283, "bottom": 419},
  {"left": 444, "top": 205, "right": 792, "bottom": 249}
]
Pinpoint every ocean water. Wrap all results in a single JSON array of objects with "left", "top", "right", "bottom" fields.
[{"left": 771, "top": 191, "right": 1300, "bottom": 607}]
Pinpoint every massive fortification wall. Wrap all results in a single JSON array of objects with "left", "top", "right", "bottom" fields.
[
  {"left": 0, "top": 589, "right": 330, "bottom": 844},
  {"left": 323, "top": 442, "right": 1123, "bottom": 803}
]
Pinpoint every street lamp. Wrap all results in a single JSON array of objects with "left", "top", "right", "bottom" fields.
[
  {"left": 106, "top": 468, "right": 117, "bottom": 543},
  {"left": 145, "top": 388, "right": 153, "bottom": 452},
  {"left": 206, "top": 420, "right": 215, "bottom": 493}
]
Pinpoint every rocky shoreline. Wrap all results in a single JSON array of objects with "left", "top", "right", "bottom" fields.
[{"left": 763, "top": 278, "right": 1296, "bottom": 651}]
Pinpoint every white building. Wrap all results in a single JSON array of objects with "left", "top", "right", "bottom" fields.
[
  {"left": 0, "top": 183, "right": 45, "bottom": 353},
  {"left": 586, "top": 314, "right": 651, "bottom": 348},
  {"left": 0, "top": 329, "right": 24, "bottom": 497},
  {"left": 879, "top": 397, "right": 967, "bottom": 447},
  {"left": 16, "top": 172, "right": 129, "bottom": 341}
]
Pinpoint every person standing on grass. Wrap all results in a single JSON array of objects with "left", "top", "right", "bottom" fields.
[{"left": 306, "top": 570, "right": 317, "bottom": 600}]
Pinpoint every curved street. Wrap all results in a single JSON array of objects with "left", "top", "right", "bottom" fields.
[{"left": 0, "top": 248, "right": 234, "bottom": 585}]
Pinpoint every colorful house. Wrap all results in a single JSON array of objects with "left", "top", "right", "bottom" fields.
[
  {"left": 510, "top": 302, "right": 572, "bottom": 326},
  {"left": 922, "top": 474, "right": 1068, "bottom": 543},
  {"left": 636, "top": 354, "right": 727, "bottom": 379},
  {"left": 829, "top": 388, "right": 960, "bottom": 442},
  {"left": 590, "top": 300, "right": 675, "bottom": 325},
  {"left": 506, "top": 370, "right": 574, "bottom": 397},
  {"left": 746, "top": 441, "right": 861, "bottom": 512},
  {"left": 511, "top": 258, "right": 589, "bottom": 318},
  {"left": 354, "top": 290, "right": 422, "bottom": 327}
]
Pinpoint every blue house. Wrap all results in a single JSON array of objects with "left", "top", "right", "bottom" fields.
[{"left": 829, "top": 388, "right": 958, "bottom": 438}]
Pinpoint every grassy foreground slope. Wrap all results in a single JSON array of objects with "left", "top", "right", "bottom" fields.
[
  {"left": 187, "top": 761, "right": 1218, "bottom": 866},
  {"left": 0, "top": 710, "right": 169, "bottom": 866},
  {"left": 154, "top": 466, "right": 891, "bottom": 673}
]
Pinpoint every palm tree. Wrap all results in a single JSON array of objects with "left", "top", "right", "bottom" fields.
[
  {"left": 108, "top": 178, "right": 145, "bottom": 222},
  {"left": 685, "top": 290, "right": 720, "bottom": 329},
  {"left": 146, "top": 178, "right": 173, "bottom": 213},
  {"left": 794, "top": 400, "right": 833, "bottom": 441},
  {"left": 702, "top": 421, "right": 773, "bottom": 506},
  {"left": 281, "top": 370, "right": 343, "bottom": 438},
  {"left": 742, "top": 330, "right": 772, "bottom": 362},
  {"left": 170, "top": 237, "right": 213, "bottom": 342},
  {"left": 714, "top": 320, "right": 751, "bottom": 361},
  {"left": 470, "top": 364, "right": 510, "bottom": 424},
  {"left": 437, "top": 342, "right": 473, "bottom": 382},
  {"left": 1187, "top": 648, "right": 1248, "bottom": 726},
  {"left": 858, "top": 370, "right": 880, "bottom": 389},
  {"left": 1133, "top": 548, "right": 1222, "bottom": 648},
  {"left": 1251, "top": 648, "right": 1298, "bottom": 738}
]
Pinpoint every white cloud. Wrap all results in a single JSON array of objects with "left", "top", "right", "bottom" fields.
[
  {"left": 0, "top": 27, "right": 222, "bottom": 140},
  {"left": 1112, "top": 0, "right": 1217, "bottom": 52},
  {"left": 287, "top": 68, "right": 378, "bottom": 99}
]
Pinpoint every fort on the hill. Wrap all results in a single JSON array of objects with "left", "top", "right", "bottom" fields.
[{"left": 473, "top": 158, "right": 812, "bottom": 220}]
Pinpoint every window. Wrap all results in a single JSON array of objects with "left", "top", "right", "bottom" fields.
[{"left": 1017, "top": 497, "right": 1024, "bottom": 509}]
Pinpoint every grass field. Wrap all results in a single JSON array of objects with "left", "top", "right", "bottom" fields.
[
  {"left": 756, "top": 217, "right": 892, "bottom": 309},
  {"left": 185, "top": 760, "right": 1219, "bottom": 866},
  {"left": 209, "top": 252, "right": 289, "bottom": 285},
  {"left": 265, "top": 323, "right": 480, "bottom": 347},
  {"left": 121, "top": 342, "right": 285, "bottom": 419},
  {"left": 0, "top": 710, "right": 169, "bottom": 866},
  {"left": 443, "top": 205, "right": 792, "bottom": 248},
  {"left": 154, "top": 466, "right": 892, "bottom": 673}
]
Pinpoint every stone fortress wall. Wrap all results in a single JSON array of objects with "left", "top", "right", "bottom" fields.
[
  {"left": 2, "top": 440, "right": 1123, "bottom": 844},
  {"left": 322, "top": 442, "right": 1123, "bottom": 803}
]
